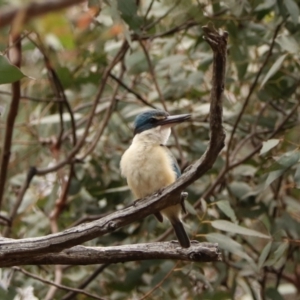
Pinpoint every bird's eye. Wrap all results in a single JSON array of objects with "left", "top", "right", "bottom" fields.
[{"left": 150, "top": 117, "right": 157, "bottom": 123}]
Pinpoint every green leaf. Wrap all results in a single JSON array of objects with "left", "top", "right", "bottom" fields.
[
  {"left": 277, "top": 36, "right": 299, "bottom": 54},
  {"left": 258, "top": 241, "right": 272, "bottom": 269},
  {"left": 184, "top": 200, "right": 197, "bottom": 215},
  {"left": 88, "top": 0, "right": 101, "bottom": 8},
  {"left": 265, "top": 151, "right": 300, "bottom": 187},
  {"left": 255, "top": 0, "right": 276, "bottom": 11},
  {"left": 216, "top": 200, "right": 237, "bottom": 223},
  {"left": 260, "top": 139, "right": 280, "bottom": 155},
  {"left": 206, "top": 233, "right": 252, "bottom": 261},
  {"left": 260, "top": 54, "right": 287, "bottom": 88},
  {"left": 211, "top": 220, "right": 270, "bottom": 239},
  {"left": 0, "top": 55, "right": 26, "bottom": 84},
  {"left": 117, "top": 0, "right": 143, "bottom": 31},
  {"left": 284, "top": 0, "right": 300, "bottom": 25},
  {"left": 265, "top": 242, "right": 288, "bottom": 266},
  {"left": 265, "top": 170, "right": 285, "bottom": 187},
  {"left": 233, "top": 164, "right": 257, "bottom": 177},
  {"left": 294, "top": 164, "right": 300, "bottom": 188},
  {"left": 266, "top": 288, "right": 284, "bottom": 300},
  {"left": 278, "top": 151, "right": 300, "bottom": 168},
  {"left": 228, "top": 181, "right": 252, "bottom": 200}
]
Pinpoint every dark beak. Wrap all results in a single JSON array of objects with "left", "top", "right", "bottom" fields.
[{"left": 156, "top": 113, "right": 191, "bottom": 126}]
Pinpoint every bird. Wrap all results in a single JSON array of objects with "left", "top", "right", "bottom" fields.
[{"left": 120, "top": 109, "right": 191, "bottom": 248}]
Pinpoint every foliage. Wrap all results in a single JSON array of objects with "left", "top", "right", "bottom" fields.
[{"left": 0, "top": 0, "right": 300, "bottom": 299}]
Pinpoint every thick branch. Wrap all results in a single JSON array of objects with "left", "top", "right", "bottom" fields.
[
  {"left": 0, "top": 0, "right": 85, "bottom": 28},
  {"left": 0, "top": 191, "right": 186, "bottom": 258},
  {"left": 178, "top": 25, "right": 227, "bottom": 189},
  {"left": 0, "top": 242, "right": 221, "bottom": 267}
]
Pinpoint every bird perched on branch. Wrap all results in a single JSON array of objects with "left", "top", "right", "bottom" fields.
[{"left": 120, "top": 109, "right": 191, "bottom": 248}]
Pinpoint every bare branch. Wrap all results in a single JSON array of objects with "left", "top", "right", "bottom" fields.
[
  {"left": 62, "top": 264, "right": 110, "bottom": 300},
  {"left": 0, "top": 32, "right": 22, "bottom": 209},
  {"left": 0, "top": 0, "right": 85, "bottom": 28},
  {"left": 13, "top": 267, "right": 106, "bottom": 300},
  {"left": 0, "top": 191, "right": 188, "bottom": 258},
  {"left": 1, "top": 242, "right": 221, "bottom": 267},
  {"left": 225, "top": 20, "right": 285, "bottom": 166},
  {"left": 34, "top": 42, "right": 129, "bottom": 175}
]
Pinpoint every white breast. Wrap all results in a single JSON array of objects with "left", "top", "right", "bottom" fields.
[{"left": 120, "top": 133, "right": 176, "bottom": 199}]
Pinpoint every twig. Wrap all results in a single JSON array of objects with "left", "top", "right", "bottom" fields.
[
  {"left": 139, "top": 262, "right": 179, "bottom": 300},
  {"left": 62, "top": 264, "right": 110, "bottom": 300},
  {"left": 0, "top": 90, "right": 63, "bottom": 102},
  {"left": 3, "top": 167, "right": 37, "bottom": 237},
  {"left": 143, "top": 0, "right": 181, "bottom": 31},
  {"left": 34, "top": 42, "right": 129, "bottom": 175},
  {"left": 0, "top": 0, "right": 85, "bottom": 28},
  {"left": 0, "top": 32, "right": 22, "bottom": 209},
  {"left": 45, "top": 265, "right": 62, "bottom": 300},
  {"left": 30, "top": 33, "right": 77, "bottom": 146},
  {"left": 13, "top": 267, "right": 106, "bottom": 300},
  {"left": 109, "top": 72, "right": 155, "bottom": 108},
  {"left": 132, "top": 20, "right": 199, "bottom": 40},
  {"left": 225, "top": 20, "right": 285, "bottom": 167},
  {"left": 138, "top": 39, "right": 185, "bottom": 165},
  {"left": 78, "top": 65, "right": 126, "bottom": 160}
]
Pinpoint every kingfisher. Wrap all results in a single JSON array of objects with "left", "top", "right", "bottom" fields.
[{"left": 120, "top": 109, "right": 191, "bottom": 248}]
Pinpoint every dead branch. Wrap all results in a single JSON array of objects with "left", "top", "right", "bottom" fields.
[
  {"left": 0, "top": 242, "right": 221, "bottom": 267},
  {"left": 0, "top": 0, "right": 85, "bottom": 28}
]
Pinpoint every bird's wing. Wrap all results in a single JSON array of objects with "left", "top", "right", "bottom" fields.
[
  {"left": 160, "top": 145, "right": 181, "bottom": 179},
  {"left": 160, "top": 144, "right": 187, "bottom": 214}
]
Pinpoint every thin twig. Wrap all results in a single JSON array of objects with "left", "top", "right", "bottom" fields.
[
  {"left": 34, "top": 42, "right": 129, "bottom": 175},
  {"left": 0, "top": 32, "right": 22, "bottom": 209},
  {"left": 138, "top": 262, "right": 179, "bottom": 300},
  {"left": 143, "top": 0, "right": 181, "bottom": 31},
  {"left": 62, "top": 264, "right": 110, "bottom": 300},
  {"left": 132, "top": 20, "right": 199, "bottom": 40},
  {"left": 30, "top": 33, "right": 77, "bottom": 146},
  {"left": 109, "top": 72, "right": 155, "bottom": 108},
  {"left": 0, "top": 90, "right": 63, "bottom": 102},
  {"left": 0, "top": 0, "right": 85, "bottom": 28},
  {"left": 13, "top": 267, "right": 106, "bottom": 300},
  {"left": 138, "top": 39, "right": 185, "bottom": 165},
  {"left": 78, "top": 65, "right": 126, "bottom": 160},
  {"left": 226, "top": 20, "right": 285, "bottom": 167},
  {"left": 3, "top": 167, "right": 37, "bottom": 237}
]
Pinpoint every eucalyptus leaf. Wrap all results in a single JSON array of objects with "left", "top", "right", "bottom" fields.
[
  {"left": 260, "top": 54, "right": 287, "bottom": 88},
  {"left": 294, "top": 165, "right": 300, "bottom": 188},
  {"left": 258, "top": 241, "right": 272, "bottom": 269},
  {"left": 264, "top": 242, "right": 288, "bottom": 266},
  {"left": 216, "top": 200, "right": 237, "bottom": 223},
  {"left": 284, "top": 0, "right": 300, "bottom": 25},
  {"left": 260, "top": 139, "right": 280, "bottom": 155},
  {"left": 211, "top": 220, "right": 270, "bottom": 239},
  {"left": 0, "top": 55, "right": 27, "bottom": 84}
]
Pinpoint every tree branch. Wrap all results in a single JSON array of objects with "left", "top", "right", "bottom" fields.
[
  {"left": 1, "top": 242, "right": 221, "bottom": 267},
  {"left": 0, "top": 191, "right": 189, "bottom": 258},
  {"left": 0, "top": 32, "right": 22, "bottom": 209},
  {"left": 0, "top": 0, "right": 85, "bottom": 28},
  {"left": 13, "top": 267, "right": 105, "bottom": 300}
]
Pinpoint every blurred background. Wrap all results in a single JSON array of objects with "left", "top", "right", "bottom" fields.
[{"left": 0, "top": 0, "right": 299, "bottom": 299}]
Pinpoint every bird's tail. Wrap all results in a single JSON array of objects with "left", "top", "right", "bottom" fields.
[{"left": 171, "top": 220, "right": 190, "bottom": 248}]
